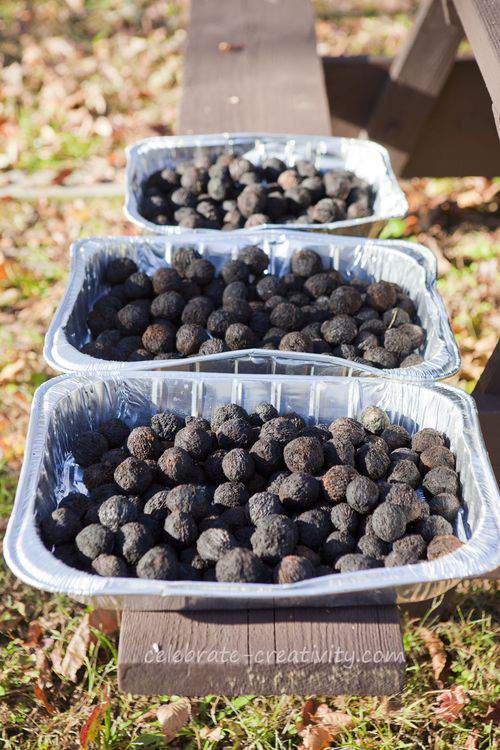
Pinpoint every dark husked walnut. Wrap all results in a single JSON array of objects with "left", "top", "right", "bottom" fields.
[
  {"left": 49, "top": 401, "right": 462, "bottom": 582},
  {"left": 216, "top": 547, "right": 269, "bottom": 582},
  {"left": 83, "top": 243, "right": 424, "bottom": 368}
]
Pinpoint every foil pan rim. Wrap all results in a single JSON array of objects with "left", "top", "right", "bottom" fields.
[
  {"left": 4, "top": 371, "right": 499, "bottom": 605},
  {"left": 43, "top": 231, "right": 461, "bottom": 381},
  {"left": 123, "top": 132, "right": 408, "bottom": 234}
]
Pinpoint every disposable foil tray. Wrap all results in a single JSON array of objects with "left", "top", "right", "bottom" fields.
[
  {"left": 4, "top": 371, "right": 499, "bottom": 611},
  {"left": 124, "top": 133, "right": 408, "bottom": 237},
  {"left": 44, "top": 231, "right": 460, "bottom": 381}
]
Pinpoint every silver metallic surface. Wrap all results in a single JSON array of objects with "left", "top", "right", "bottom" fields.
[
  {"left": 44, "top": 231, "right": 460, "bottom": 380},
  {"left": 4, "top": 371, "right": 499, "bottom": 610},
  {"left": 124, "top": 133, "right": 408, "bottom": 236}
]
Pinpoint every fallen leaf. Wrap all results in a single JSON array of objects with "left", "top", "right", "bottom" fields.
[
  {"left": 157, "top": 698, "right": 191, "bottom": 743},
  {"left": 298, "top": 724, "right": 331, "bottom": 750},
  {"left": 298, "top": 702, "right": 353, "bottom": 748},
  {"left": 35, "top": 649, "right": 52, "bottom": 681},
  {"left": 434, "top": 685, "right": 469, "bottom": 722},
  {"left": 59, "top": 614, "right": 92, "bottom": 682},
  {"left": 34, "top": 681, "right": 56, "bottom": 714},
  {"left": 52, "top": 167, "right": 73, "bottom": 185},
  {"left": 313, "top": 704, "right": 353, "bottom": 732},
  {"left": 89, "top": 608, "right": 120, "bottom": 635},
  {"left": 80, "top": 694, "right": 110, "bottom": 749},
  {"left": 465, "top": 733, "right": 478, "bottom": 749},
  {"left": 23, "top": 621, "right": 43, "bottom": 648},
  {"left": 50, "top": 646, "right": 63, "bottom": 674},
  {"left": 420, "top": 627, "right": 447, "bottom": 681},
  {"left": 0, "top": 359, "right": 26, "bottom": 382},
  {"left": 299, "top": 698, "right": 317, "bottom": 728}
]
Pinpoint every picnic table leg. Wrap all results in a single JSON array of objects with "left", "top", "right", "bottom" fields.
[{"left": 473, "top": 340, "right": 500, "bottom": 483}]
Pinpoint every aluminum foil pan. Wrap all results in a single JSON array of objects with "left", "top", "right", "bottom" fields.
[
  {"left": 124, "top": 133, "right": 408, "bottom": 237},
  {"left": 4, "top": 371, "right": 499, "bottom": 611},
  {"left": 44, "top": 231, "right": 460, "bottom": 381}
]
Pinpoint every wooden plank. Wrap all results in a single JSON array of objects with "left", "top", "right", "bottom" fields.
[
  {"left": 178, "top": 0, "right": 331, "bottom": 135},
  {"left": 322, "top": 56, "right": 500, "bottom": 177},
  {"left": 452, "top": 0, "right": 500, "bottom": 114},
  {"left": 118, "top": 607, "right": 405, "bottom": 696},
  {"left": 118, "top": 0, "right": 406, "bottom": 700},
  {"left": 364, "top": 0, "right": 462, "bottom": 174}
]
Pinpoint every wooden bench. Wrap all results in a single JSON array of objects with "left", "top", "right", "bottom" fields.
[{"left": 118, "top": 0, "right": 500, "bottom": 696}]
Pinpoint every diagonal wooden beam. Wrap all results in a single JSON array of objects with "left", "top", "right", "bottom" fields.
[{"left": 364, "top": 0, "right": 462, "bottom": 174}]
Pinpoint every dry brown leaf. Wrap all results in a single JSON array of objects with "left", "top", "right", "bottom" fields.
[
  {"left": 313, "top": 704, "right": 353, "bottom": 731},
  {"left": 299, "top": 698, "right": 317, "bottom": 728},
  {"left": 298, "top": 724, "right": 332, "bottom": 750},
  {"left": 50, "top": 646, "right": 63, "bottom": 674},
  {"left": 420, "top": 627, "right": 447, "bottom": 681},
  {"left": 157, "top": 698, "right": 191, "bottom": 743},
  {"left": 464, "top": 733, "right": 478, "bottom": 749},
  {"left": 34, "top": 681, "right": 57, "bottom": 714},
  {"left": 55, "top": 609, "right": 118, "bottom": 681},
  {"left": 0, "top": 359, "right": 27, "bottom": 382},
  {"left": 52, "top": 167, "right": 73, "bottom": 185},
  {"left": 23, "top": 621, "right": 43, "bottom": 648},
  {"left": 434, "top": 685, "right": 469, "bottom": 722},
  {"left": 58, "top": 613, "right": 92, "bottom": 682},
  {"left": 89, "top": 608, "right": 120, "bottom": 635},
  {"left": 298, "top": 702, "right": 353, "bottom": 748}
]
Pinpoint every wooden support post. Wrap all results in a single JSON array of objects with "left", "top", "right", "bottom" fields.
[
  {"left": 117, "top": 0, "right": 407, "bottom": 697},
  {"left": 364, "top": 0, "right": 462, "bottom": 174},
  {"left": 473, "top": 341, "right": 500, "bottom": 484},
  {"left": 118, "top": 607, "right": 405, "bottom": 696}
]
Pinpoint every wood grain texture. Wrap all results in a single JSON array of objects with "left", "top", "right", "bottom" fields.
[
  {"left": 453, "top": 0, "right": 500, "bottom": 112},
  {"left": 178, "top": 0, "right": 331, "bottom": 135},
  {"left": 322, "top": 56, "right": 500, "bottom": 177},
  {"left": 118, "top": 607, "right": 405, "bottom": 696},
  {"left": 364, "top": 0, "right": 462, "bottom": 174}
]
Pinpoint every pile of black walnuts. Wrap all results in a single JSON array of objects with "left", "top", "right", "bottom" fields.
[
  {"left": 138, "top": 153, "right": 374, "bottom": 229},
  {"left": 81, "top": 246, "right": 425, "bottom": 369},
  {"left": 40, "top": 403, "right": 463, "bottom": 583}
]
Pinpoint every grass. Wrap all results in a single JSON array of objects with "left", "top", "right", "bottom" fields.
[{"left": 0, "top": 556, "right": 497, "bottom": 748}]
